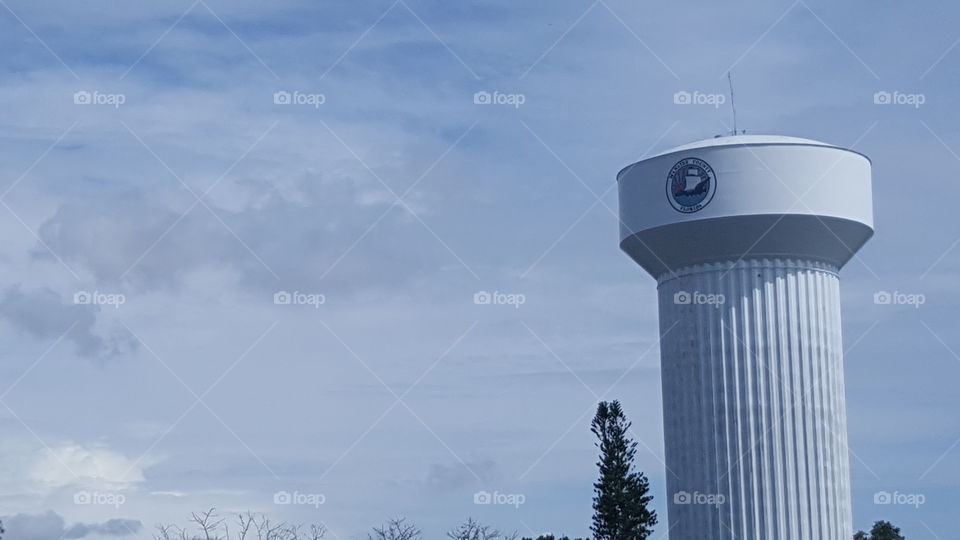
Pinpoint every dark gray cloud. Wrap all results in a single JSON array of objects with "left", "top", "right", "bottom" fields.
[
  {"left": 1, "top": 511, "right": 141, "bottom": 540},
  {"left": 35, "top": 167, "right": 453, "bottom": 297},
  {"left": 64, "top": 518, "right": 143, "bottom": 538},
  {"left": 0, "top": 286, "right": 136, "bottom": 359}
]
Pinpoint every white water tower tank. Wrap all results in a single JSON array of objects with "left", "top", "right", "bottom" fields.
[{"left": 617, "top": 135, "right": 873, "bottom": 540}]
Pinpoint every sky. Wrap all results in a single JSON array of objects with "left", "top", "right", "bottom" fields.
[{"left": 0, "top": 0, "right": 958, "bottom": 538}]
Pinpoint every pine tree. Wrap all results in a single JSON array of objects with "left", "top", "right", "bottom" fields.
[
  {"left": 854, "top": 521, "right": 905, "bottom": 540},
  {"left": 591, "top": 400, "right": 657, "bottom": 540}
]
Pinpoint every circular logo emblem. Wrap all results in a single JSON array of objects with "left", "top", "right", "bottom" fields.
[{"left": 666, "top": 157, "right": 716, "bottom": 213}]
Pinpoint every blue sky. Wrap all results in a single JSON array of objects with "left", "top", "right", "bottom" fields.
[{"left": 0, "top": 0, "right": 958, "bottom": 538}]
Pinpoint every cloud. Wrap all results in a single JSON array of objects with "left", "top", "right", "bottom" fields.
[
  {"left": 29, "top": 443, "right": 148, "bottom": 491},
  {"left": 1, "top": 511, "right": 141, "bottom": 539},
  {"left": 425, "top": 460, "right": 497, "bottom": 490},
  {"left": 34, "top": 165, "right": 454, "bottom": 296},
  {"left": 64, "top": 518, "right": 143, "bottom": 538},
  {"left": 0, "top": 286, "right": 136, "bottom": 359},
  {"left": 148, "top": 490, "right": 186, "bottom": 498}
]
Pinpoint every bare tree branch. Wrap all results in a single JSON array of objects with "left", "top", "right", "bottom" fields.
[
  {"left": 447, "top": 518, "right": 518, "bottom": 540},
  {"left": 367, "top": 518, "right": 421, "bottom": 540},
  {"left": 154, "top": 510, "right": 326, "bottom": 540}
]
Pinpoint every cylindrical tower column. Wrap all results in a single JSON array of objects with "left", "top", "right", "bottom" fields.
[
  {"left": 657, "top": 259, "right": 851, "bottom": 540},
  {"left": 617, "top": 135, "right": 874, "bottom": 540}
]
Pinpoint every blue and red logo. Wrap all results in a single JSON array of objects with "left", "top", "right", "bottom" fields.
[{"left": 666, "top": 158, "right": 716, "bottom": 213}]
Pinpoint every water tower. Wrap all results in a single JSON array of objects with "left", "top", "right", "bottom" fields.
[{"left": 617, "top": 135, "right": 873, "bottom": 539}]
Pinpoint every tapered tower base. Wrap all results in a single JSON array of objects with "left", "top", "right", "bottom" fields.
[{"left": 657, "top": 259, "right": 852, "bottom": 540}]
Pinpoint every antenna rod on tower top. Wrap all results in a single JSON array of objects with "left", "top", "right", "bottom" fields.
[{"left": 727, "top": 72, "right": 738, "bottom": 135}]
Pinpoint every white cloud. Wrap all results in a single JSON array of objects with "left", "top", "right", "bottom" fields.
[{"left": 29, "top": 443, "right": 151, "bottom": 491}]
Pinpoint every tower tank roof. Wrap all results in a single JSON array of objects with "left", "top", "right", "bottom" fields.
[{"left": 619, "top": 135, "right": 869, "bottom": 180}]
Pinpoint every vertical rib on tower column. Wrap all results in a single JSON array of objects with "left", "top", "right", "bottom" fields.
[{"left": 656, "top": 258, "right": 852, "bottom": 540}]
